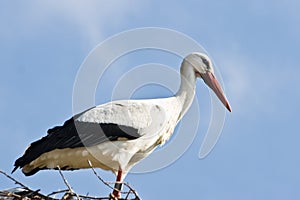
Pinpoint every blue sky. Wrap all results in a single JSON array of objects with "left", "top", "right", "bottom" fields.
[{"left": 1, "top": 1, "right": 300, "bottom": 199}]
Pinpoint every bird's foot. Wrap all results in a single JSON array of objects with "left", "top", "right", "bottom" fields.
[{"left": 109, "top": 192, "right": 120, "bottom": 200}]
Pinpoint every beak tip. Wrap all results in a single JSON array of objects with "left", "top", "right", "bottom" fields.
[
  {"left": 202, "top": 71, "right": 232, "bottom": 113},
  {"left": 226, "top": 103, "right": 232, "bottom": 112}
]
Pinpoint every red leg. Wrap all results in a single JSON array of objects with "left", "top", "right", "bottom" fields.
[{"left": 112, "top": 168, "right": 123, "bottom": 199}]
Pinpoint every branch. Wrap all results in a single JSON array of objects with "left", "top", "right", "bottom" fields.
[
  {"left": 1, "top": 168, "right": 141, "bottom": 200},
  {"left": 0, "top": 170, "right": 56, "bottom": 200},
  {"left": 87, "top": 160, "right": 115, "bottom": 190},
  {"left": 87, "top": 160, "right": 141, "bottom": 200},
  {"left": 0, "top": 170, "right": 30, "bottom": 190},
  {"left": 57, "top": 165, "right": 81, "bottom": 200}
]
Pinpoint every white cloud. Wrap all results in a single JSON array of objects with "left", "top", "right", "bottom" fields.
[
  {"left": 213, "top": 49, "right": 299, "bottom": 117},
  {"left": 38, "top": 1, "right": 144, "bottom": 43},
  {"left": 2, "top": 1, "right": 146, "bottom": 46},
  {"left": 213, "top": 51, "right": 253, "bottom": 113}
]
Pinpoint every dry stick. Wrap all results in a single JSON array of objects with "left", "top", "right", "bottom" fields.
[
  {"left": 123, "top": 183, "right": 140, "bottom": 200},
  {"left": 0, "top": 170, "right": 56, "bottom": 200},
  {"left": 77, "top": 194, "right": 110, "bottom": 200},
  {"left": 87, "top": 160, "right": 140, "bottom": 199},
  {"left": 87, "top": 160, "right": 115, "bottom": 191},
  {"left": 57, "top": 165, "right": 81, "bottom": 200},
  {"left": 0, "top": 190, "right": 22, "bottom": 199},
  {"left": 47, "top": 189, "right": 69, "bottom": 197},
  {"left": 1, "top": 169, "right": 117, "bottom": 200},
  {"left": 124, "top": 189, "right": 131, "bottom": 200},
  {"left": 87, "top": 160, "right": 129, "bottom": 195},
  {"left": 0, "top": 170, "right": 30, "bottom": 190},
  {"left": 57, "top": 166, "right": 73, "bottom": 193},
  {"left": 47, "top": 187, "right": 111, "bottom": 200}
]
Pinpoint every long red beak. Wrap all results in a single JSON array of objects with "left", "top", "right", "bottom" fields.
[{"left": 201, "top": 72, "right": 232, "bottom": 112}]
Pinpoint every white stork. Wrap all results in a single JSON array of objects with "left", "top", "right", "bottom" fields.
[{"left": 13, "top": 52, "right": 231, "bottom": 199}]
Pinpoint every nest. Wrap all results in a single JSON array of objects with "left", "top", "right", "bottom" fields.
[{"left": 0, "top": 167, "right": 141, "bottom": 200}]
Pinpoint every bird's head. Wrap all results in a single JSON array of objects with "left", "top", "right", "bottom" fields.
[{"left": 184, "top": 52, "right": 232, "bottom": 112}]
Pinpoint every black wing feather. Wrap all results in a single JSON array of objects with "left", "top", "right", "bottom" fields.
[{"left": 13, "top": 116, "right": 140, "bottom": 174}]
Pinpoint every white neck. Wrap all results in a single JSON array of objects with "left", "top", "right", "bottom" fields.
[{"left": 175, "top": 61, "right": 197, "bottom": 120}]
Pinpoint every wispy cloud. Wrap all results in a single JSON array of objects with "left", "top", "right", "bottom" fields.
[
  {"left": 1, "top": 1, "right": 146, "bottom": 46},
  {"left": 214, "top": 49, "right": 300, "bottom": 117}
]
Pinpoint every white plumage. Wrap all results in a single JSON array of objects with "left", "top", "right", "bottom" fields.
[
  {"left": 13, "top": 52, "right": 231, "bottom": 198},
  {"left": 79, "top": 98, "right": 181, "bottom": 171}
]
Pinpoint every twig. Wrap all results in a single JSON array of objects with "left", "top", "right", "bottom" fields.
[
  {"left": 87, "top": 160, "right": 115, "bottom": 191},
  {"left": 87, "top": 160, "right": 141, "bottom": 199},
  {"left": 0, "top": 170, "right": 30, "bottom": 190},
  {"left": 87, "top": 160, "right": 131, "bottom": 195},
  {"left": 123, "top": 183, "right": 140, "bottom": 200},
  {"left": 1, "top": 168, "right": 141, "bottom": 200},
  {"left": 0, "top": 190, "right": 22, "bottom": 198},
  {"left": 47, "top": 189, "right": 69, "bottom": 197},
  {"left": 87, "top": 160, "right": 128, "bottom": 195},
  {"left": 48, "top": 189, "right": 110, "bottom": 200},
  {"left": 57, "top": 166, "right": 74, "bottom": 193},
  {"left": 57, "top": 165, "right": 81, "bottom": 200},
  {"left": 77, "top": 194, "right": 110, "bottom": 200}
]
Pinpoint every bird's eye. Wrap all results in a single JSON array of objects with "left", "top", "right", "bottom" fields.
[{"left": 202, "top": 58, "right": 209, "bottom": 67}]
